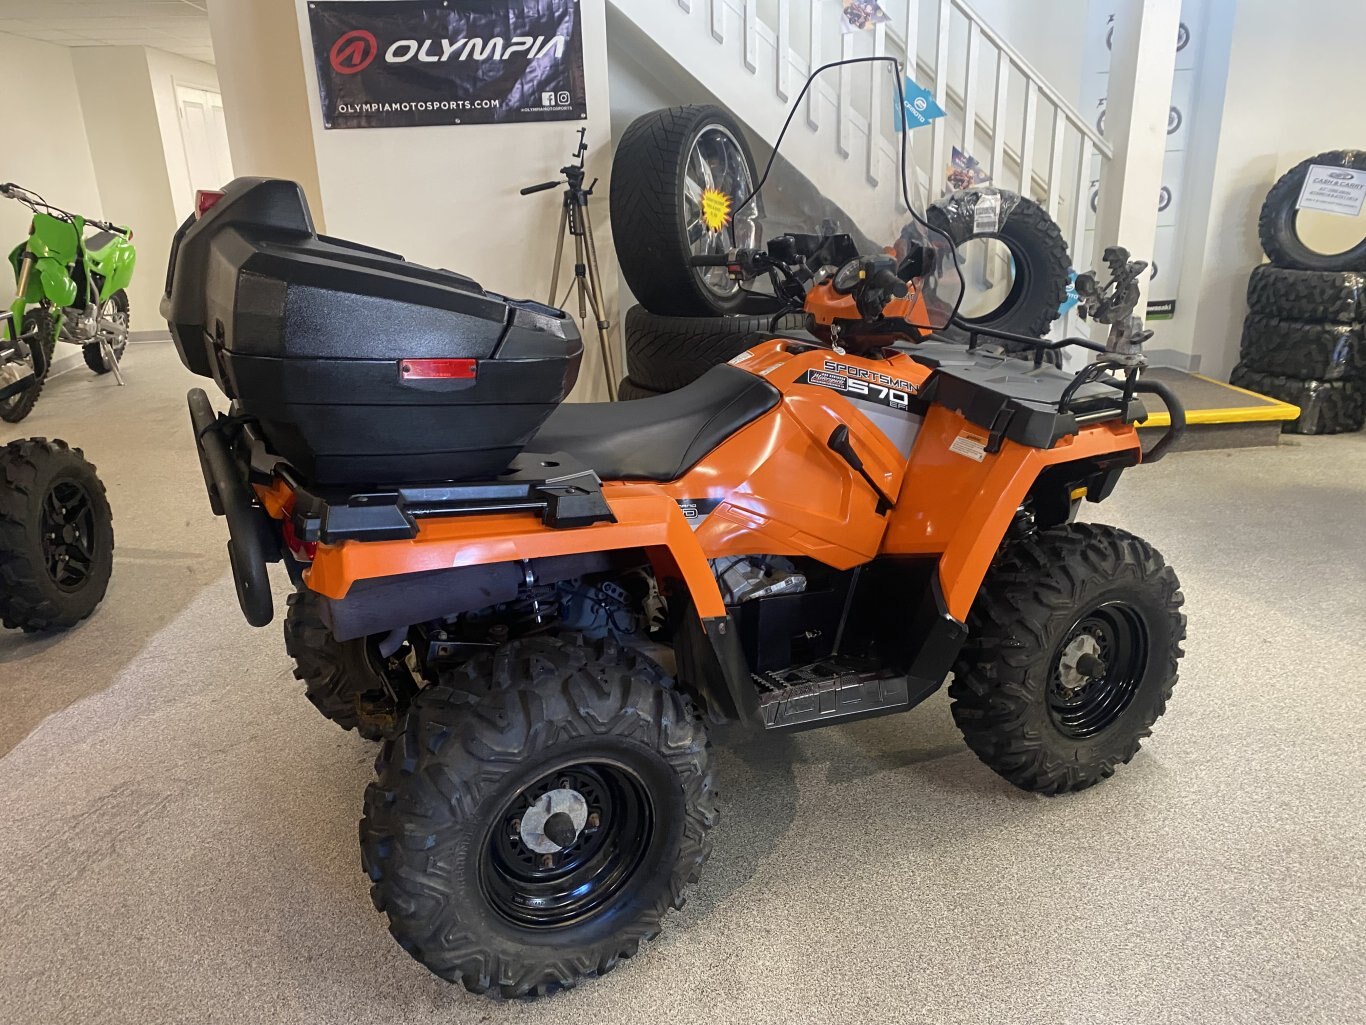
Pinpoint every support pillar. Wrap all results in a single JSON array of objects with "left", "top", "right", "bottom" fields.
[{"left": 1092, "top": 0, "right": 1181, "bottom": 324}]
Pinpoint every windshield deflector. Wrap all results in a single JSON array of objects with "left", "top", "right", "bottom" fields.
[{"left": 724, "top": 58, "right": 964, "bottom": 332}]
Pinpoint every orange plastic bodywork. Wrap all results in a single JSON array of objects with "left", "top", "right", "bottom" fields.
[
  {"left": 804, "top": 280, "right": 932, "bottom": 330},
  {"left": 882, "top": 406, "right": 1140, "bottom": 619},
  {"left": 293, "top": 338, "right": 1142, "bottom": 625},
  {"left": 305, "top": 486, "right": 729, "bottom": 618}
]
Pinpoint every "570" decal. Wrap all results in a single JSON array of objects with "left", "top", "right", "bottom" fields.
[{"left": 803, "top": 363, "right": 914, "bottom": 411}]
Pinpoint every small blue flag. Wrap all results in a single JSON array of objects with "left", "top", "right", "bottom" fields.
[{"left": 893, "top": 75, "right": 946, "bottom": 132}]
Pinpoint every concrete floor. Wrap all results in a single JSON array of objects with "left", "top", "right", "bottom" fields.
[{"left": 2, "top": 343, "right": 1364, "bottom": 1025}]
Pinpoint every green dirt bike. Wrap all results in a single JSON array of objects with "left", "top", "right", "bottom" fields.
[{"left": 1, "top": 182, "right": 136, "bottom": 423}]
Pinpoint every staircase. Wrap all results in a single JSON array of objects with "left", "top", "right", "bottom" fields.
[{"left": 608, "top": 0, "right": 1112, "bottom": 283}]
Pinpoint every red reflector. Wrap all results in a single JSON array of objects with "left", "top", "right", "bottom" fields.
[
  {"left": 280, "top": 515, "right": 317, "bottom": 563},
  {"left": 399, "top": 358, "right": 478, "bottom": 380},
  {"left": 195, "top": 189, "right": 226, "bottom": 218}
]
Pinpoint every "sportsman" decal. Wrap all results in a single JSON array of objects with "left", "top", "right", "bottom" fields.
[{"left": 802, "top": 358, "right": 918, "bottom": 411}]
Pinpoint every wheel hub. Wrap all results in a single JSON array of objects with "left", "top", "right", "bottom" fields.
[
  {"left": 482, "top": 762, "right": 653, "bottom": 928},
  {"left": 1047, "top": 603, "right": 1148, "bottom": 739},
  {"left": 1056, "top": 632, "right": 1106, "bottom": 691},
  {"left": 683, "top": 125, "right": 757, "bottom": 299},
  {"left": 517, "top": 787, "right": 589, "bottom": 854},
  {"left": 40, "top": 477, "right": 97, "bottom": 591}
]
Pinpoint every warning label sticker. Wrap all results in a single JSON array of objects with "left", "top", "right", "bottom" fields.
[{"left": 949, "top": 429, "right": 989, "bottom": 462}]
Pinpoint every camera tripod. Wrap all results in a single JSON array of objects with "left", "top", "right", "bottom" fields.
[{"left": 521, "top": 128, "right": 618, "bottom": 400}]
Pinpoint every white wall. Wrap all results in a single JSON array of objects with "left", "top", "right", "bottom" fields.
[
  {"left": 72, "top": 47, "right": 180, "bottom": 332},
  {"left": 207, "top": 0, "right": 325, "bottom": 226},
  {"left": 0, "top": 32, "right": 104, "bottom": 311},
  {"left": 1183, "top": 1, "right": 1366, "bottom": 380},
  {"left": 954, "top": 0, "right": 1091, "bottom": 108}
]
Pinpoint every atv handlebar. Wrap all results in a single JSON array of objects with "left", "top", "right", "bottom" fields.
[{"left": 688, "top": 252, "right": 734, "bottom": 268}]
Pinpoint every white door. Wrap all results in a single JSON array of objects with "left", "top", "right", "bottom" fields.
[{"left": 176, "top": 85, "right": 234, "bottom": 206}]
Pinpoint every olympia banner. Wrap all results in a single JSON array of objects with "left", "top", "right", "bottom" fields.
[{"left": 307, "top": 0, "right": 588, "bottom": 129}]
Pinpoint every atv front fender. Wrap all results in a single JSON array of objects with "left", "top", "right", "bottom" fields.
[
  {"left": 936, "top": 427, "right": 1142, "bottom": 621},
  {"left": 884, "top": 406, "right": 1143, "bottom": 623}
]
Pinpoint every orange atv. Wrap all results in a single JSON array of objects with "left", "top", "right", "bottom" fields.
[{"left": 165, "top": 61, "right": 1187, "bottom": 1000}]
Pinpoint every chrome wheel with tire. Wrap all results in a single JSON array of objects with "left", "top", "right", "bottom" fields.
[
  {"left": 612, "top": 104, "right": 775, "bottom": 316},
  {"left": 682, "top": 123, "right": 759, "bottom": 306}
]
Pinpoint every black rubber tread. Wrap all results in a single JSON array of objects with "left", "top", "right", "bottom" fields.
[
  {"left": 1238, "top": 314, "right": 1363, "bottom": 381},
  {"left": 623, "top": 305, "right": 806, "bottom": 392},
  {"left": 611, "top": 105, "right": 775, "bottom": 317},
  {"left": 0, "top": 307, "right": 56, "bottom": 424},
  {"left": 0, "top": 437, "right": 114, "bottom": 632},
  {"left": 1258, "top": 150, "right": 1366, "bottom": 272},
  {"left": 360, "top": 632, "right": 718, "bottom": 999},
  {"left": 82, "top": 289, "right": 130, "bottom": 375},
  {"left": 1229, "top": 364, "right": 1365, "bottom": 435},
  {"left": 283, "top": 588, "right": 404, "bottom": 741},
  {"left": 615, "top": 376, "right": 664, "bottom": 401},
  {"left": 1246, "top": 265, "right": 1366, "bottom": 323},
  {"left": 926, "top": 189, "right": 1071, "bottom": 340},
  {"left": 949, "top": 523, "right": 1185, "bottom": 795}
]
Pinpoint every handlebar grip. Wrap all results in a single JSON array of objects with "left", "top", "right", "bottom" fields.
[
  {"left": 872, "top": 268, "right": 909, "bottom": 299},
  {"left": 688, "top": 253, "right": 732, "bottom": 267},
  {"left": 520, "top": 180, "right": 561, "bottom": 195}
]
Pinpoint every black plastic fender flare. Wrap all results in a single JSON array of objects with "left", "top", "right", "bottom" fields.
[{"left": 187, "top": 388, "right": 276, "bottom": 627}]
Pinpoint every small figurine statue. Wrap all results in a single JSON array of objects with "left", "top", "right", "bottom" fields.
[{"left": 1075, "top": 246, "right": 1153, "bottom": 366}]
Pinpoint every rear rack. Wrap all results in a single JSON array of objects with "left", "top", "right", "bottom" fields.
[
  {"left": 284, "top": 453, "right": 616, "bottom": 545},
  {"left": 949, "top": 315, "right": 1187, "bottom": 462},
  {"left": 187, "top": 387, "right": 616, "bottom": 629}
]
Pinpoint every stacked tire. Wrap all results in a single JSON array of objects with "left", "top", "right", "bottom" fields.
[{"left": 1230, "top": 151, "right": 1366, "bottom": 435}]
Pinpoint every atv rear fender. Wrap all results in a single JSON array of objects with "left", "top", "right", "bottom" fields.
[
  {"left": 303, "top": 486, "right": 759, "bottom": 723},
  {"left": 303, "top": 484, "right": 725, "bottom": 615}
]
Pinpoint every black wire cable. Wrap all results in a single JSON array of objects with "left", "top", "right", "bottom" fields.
[{"left": 727, "top": 55, "right": 966, "bottom": 332}]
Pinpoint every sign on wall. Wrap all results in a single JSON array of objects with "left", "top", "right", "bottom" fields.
[{"left": 306, "top": 0, "right": 588, "bottom": 130}]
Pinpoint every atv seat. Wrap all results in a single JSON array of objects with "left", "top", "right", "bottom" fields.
[{"left": 531, "top": 364, "right": 780, "bottom": 482}]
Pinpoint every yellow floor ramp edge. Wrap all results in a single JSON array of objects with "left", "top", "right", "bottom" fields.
[{"left": 1132, "top": 367, "right": 1301, "bottom": 451}]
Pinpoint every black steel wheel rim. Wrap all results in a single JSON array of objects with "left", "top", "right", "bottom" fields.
[
  {"left": 480, "top": 761, "right": 655, "bottom": 929},
  {"left": 1048, "top": 601, "right": 1149, "bottom": 739},
  {"left": 41, "top": 476, "right": 99, "bottom": 591}
]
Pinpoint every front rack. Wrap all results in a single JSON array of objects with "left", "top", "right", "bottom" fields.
[{"left": 949, "top": 315, "right": 1187, "bottom": 462}]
